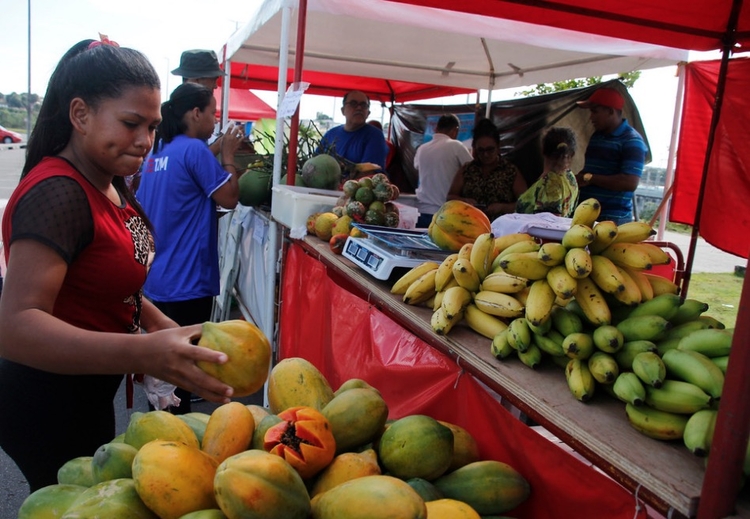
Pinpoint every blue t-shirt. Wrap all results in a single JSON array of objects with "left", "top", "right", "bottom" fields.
[
  {"left": 579, "top": 119, "right": 647, "bottom": 223},
  {"left": 318, "top": 124, "right": 388, "bottom": 168},
  {"left": 137, "top": 135, "right": 230, "bottom": 302}
]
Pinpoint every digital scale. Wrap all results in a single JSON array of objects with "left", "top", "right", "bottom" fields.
[{"left": 342, "top": 224, "right": 452, "bottom": 280}]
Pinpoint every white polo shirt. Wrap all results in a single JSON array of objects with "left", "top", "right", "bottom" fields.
[{"left": 414, "top": 133, "right": 473, "bottom": 215}]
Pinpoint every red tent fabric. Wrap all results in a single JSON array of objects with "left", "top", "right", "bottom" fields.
[
  {"left": 671, "top": 58, "right": 750, "bottom": 258},
  {"left": 384, "top": 0, "right": 750, "bottom": 51},
  {"left": 227, "top": 63, "right": 474, "bottom": 103},
  {"left": 214, "top": 87, "right": 276, "bottom": 121}
]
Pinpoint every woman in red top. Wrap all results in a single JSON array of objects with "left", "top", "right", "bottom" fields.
[{"left": 0, "top": 37, "right": 233, "bottom": 493}]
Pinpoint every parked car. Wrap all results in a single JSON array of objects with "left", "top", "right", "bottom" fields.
[{"left": 0, "top": 125, "right": 22, "bottom": 144}]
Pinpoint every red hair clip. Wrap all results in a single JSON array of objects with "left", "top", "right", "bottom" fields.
[{"left": 88, "top": 33, "right": 120, "bottom": 50}]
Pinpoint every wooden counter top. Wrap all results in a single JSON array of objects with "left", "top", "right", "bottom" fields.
[{"left": 295, "top": 235, "right": 712, "bottom": 518}]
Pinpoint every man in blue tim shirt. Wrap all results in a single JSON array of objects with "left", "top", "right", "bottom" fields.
[
  {"left": 575, "top": 87, "right": 648, "bottom": 224},
  {"left": 318, "top": 90, "right": 388, "bottom": 177}
]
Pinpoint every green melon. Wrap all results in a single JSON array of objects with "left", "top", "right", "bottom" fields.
[
  {"left": 301, "top": 154, "right": 342, "bottom": 190},
  {"left": 238, "top": 169, "right": 273, "bottom": 207}
]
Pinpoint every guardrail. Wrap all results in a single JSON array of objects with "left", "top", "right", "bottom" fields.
[{"left": 0, "top": 143, "right": 26, "bottom": 151}]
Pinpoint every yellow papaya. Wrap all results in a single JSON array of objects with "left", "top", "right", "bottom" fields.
[
  {"left": 201, "top": 402, "right": 255, "bottom": 464},
  {"left": 310, "top": 475, "right": 426, "bottom": 519},
  {"left": 309, "top": 449, "right": 381, "bottom": 498},
  {"left": 428, "top": 200, "right": 492, "bottom": 251},
  {"left": 425, "top": 498, "right": 482, "bottom": 519},
  {"left": 124, "top": 410, "right": 199, "bottom": 450},
  {"left": 267, "top": 357, "right": 335, "bottom": 414},
  {"left": 438, "top": 420, "right": 481, "bottom": 472}
]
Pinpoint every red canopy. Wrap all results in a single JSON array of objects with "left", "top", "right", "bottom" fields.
[
  {"left": 214, "top": 87, "right": 276, "bottom": 121},
  {"left": 385, "top": 0, "right": 750, "bottom": 51}
]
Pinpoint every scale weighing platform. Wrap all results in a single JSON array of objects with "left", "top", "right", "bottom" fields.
[{"left": 342, "top": 224, "right": 451, "bottom": 280}]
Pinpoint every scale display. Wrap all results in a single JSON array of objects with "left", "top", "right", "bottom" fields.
[{"left": 342, "top": 225, "right": 450, "bottom": 280}]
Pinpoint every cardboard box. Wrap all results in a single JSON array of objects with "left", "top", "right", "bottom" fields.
[{"left": 271, "top": 185, "right": 341, "bottom": 230}]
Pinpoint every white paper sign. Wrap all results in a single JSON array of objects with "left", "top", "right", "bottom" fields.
[{"left": 278, "top": 82, "right": 311, "bottom": 118}]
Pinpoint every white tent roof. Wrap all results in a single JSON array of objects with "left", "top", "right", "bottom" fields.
[{"left": 223, "top": 0, "right": 688, "bottom": 94}]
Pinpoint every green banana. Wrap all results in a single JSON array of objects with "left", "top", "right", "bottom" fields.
[
  {"left": 627, "top": 293, "right": 682, "bottom": 321},
  {"left": 616, "top": 314, "right": 672, "bottom": 342},
  {"left": 625, "top": 403, "right": 689, "bottom": 440},
  {"left": 711, "top": 355, "right": 729, "bottom": 374},
  {"left": 533, "top": 332, "right": 566, "bottom": 357},
  {"left": 562, "top": 332, "right": 595, "bottom": 360},
  {"left": 527, "top": 317, "right": 552, "bottom": 336},
  {"left": 614, "top": 340, "right": 658, "bottom": 371},
  {"left": 632, "top": 351, "right": 666, "bottom": 388},
  {"left": 517, "top": 342, "right": 543, "bottom": 369},
  {"left": 662, "top": 349, "right": 725, "bottom": 399},
  {"left": 683, "top": 409, "right": 718, "bottom": 456},
  {"left": 697, "top": 315, "right": 726, "bottom": 329},
  {"left": 678, "top": 328, "right": 733, "bottom": 358},
  {"left": 655, "top": 337, "right": 682, "bottom": 357},
  {"left": 592, "top": 324, "right": 625, "bottom": 353},
  {"left": 669, "top": 298, "right": 709, "bottom": 325},
  {"left": 551, "top": 306, "right": 584, "bottom": 336},
  {"left": 588, "top": 351, "right": 619, "bottom": 384},
  {"left": 613, "top": 372, "right": 646, "bottom": 406},
  {"left": 644, "top": 380, "right": 712, "bottom": 414},
  {"left": 565, "top": 359, "right": 596, "bottom": 402},
  {"left": 507, "top": 317, "right": 532, "bottom": 353},
  {"left": 663, "top": 319, "right": 712, "bottom": 341},
  {"left": 491, "top": 329, "right": 515, "bottom": 360}
]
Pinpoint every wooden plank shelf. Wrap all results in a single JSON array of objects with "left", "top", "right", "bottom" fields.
[{"left": 296, "top": 236, "right": 717, "bottom": 518}]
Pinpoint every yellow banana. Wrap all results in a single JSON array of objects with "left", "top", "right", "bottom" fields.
[
  {"left": 457, "top": 242, "right": 473, "bottom": 261},
  {"left": 497, "top": 239, "right": 541, "bottom": 260},
  {"left": 643, "top": 273, "right": 680, "bottom": 296},
  {"left": 625, "top": 403, "right": 689, "bottom": 441},
  {"left": 481, "top": 271, "right": 530, "bottom": 294},
  {"left": 499, "top": 252, "right": 551, "bottom": 281},
  {"left": 546, "top": 265, "right": 578, "bottom": 300},
  {"left": 432, "top": 290, "right": 445, "bottom": 311},
  {"left": 564, "top": 247, "right": 593, "bottom": 279},
  {"left": 565, "top": 358, "right": 596, "bottom": 402},
  {"left": 469, "top": 232, "right": 495, "bottom": 280},
  {"left": 517, "top": 342, "right": 543, "bottom": 369},
  {"left": 493, "top": 232, "right": 533, "bottom": 256},
  {"left": 474, "top": 291, "right": 525, "bottom": 319},
  {"left": 431, "top": 306, "right": 462, "bottom": 336},
  {"left": 613, "top": 372, "right": 646, "bottom": 406},
  {"left": 599, "top": 242, "right": 653, "bottom": 270},
  {"left": 452, "top": 258, "right": 481, "bottom": 293},
  {"left": 588, "top": 351, "right": 620, "bottom": 384},
  {"left": 619, "top": 265, "right": 652, "bottom": 302},
  {"left": 391, "top": 261, "right": 440, "bottom": 295},
  {"left": 537, "top": 242, "right": 568, "bottom": 267},
  {"left": 491, "top": 329, "right": 515, "bottom": 359},
  {"left": 638, "top": 242, "right": 672, "bottom": 266},
  {"left": 424, "top": 295, "right": 436, "bottom": 309},
  {"left": 611, "top": 265, "right": 643, "bottom": 307},
  {"left": 441, "top": 286, "right": 473, "bottom": 321},
  {"left": 402, "top": 269, "right": 438, "bottom": 305},
  {"left": 514, "top": 286, "right": 531, "bottom": 306},
  {"left": 589, "top": 220, "right": 619, "bottom": 254},
  {"left": 570, "top": 198, "right": 601, "bottom": 228},
  {"left": 574, "top": 277, "right": 611, "bottom": 326},
  {"left": 632, "top": 351, "right": 667, "bottom": 388},
  {"left": 561, "top": 224, "right": 595, "bottom": 249},
  {"left": 434, "top": 253, "right": 459, "bottom": 292},
  {"left": 524, "top": 279, "right": 556, "bottom": 326},
  {"left": 464, "top": 303, "right": 509, "bottom": 339},
  {"left": 661, "top": 349, "right": 725, "bottom": 399},
  {"left": 644, "top": 380, "right": 712, "bottom": 414},
  {"left": 562, "top": 332, "right": 595, "bottom": 360},
  {"left": 589, "top": 255, "right": 626, "bottom": 295},
  {"left": 592, "top": 324, "right": 624, "bottom": 353},
  {"left": 611, "top": 221, "right": 656, "bottom": 244}
]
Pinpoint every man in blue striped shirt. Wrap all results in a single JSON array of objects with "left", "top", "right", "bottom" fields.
[{"left": 575, "top": 88, "right": 648, "bottom": 224}]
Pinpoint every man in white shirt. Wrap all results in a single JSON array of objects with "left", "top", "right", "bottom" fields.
[{"left": 414, "top": 114, "right": 473, "bottom": 227}]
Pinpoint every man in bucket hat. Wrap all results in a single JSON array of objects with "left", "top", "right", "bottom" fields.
[{"left": 575, "top": 87, "right": 648, "bottom": 224}]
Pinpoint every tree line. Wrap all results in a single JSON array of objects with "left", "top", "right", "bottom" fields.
[{"left": 0, "top": 92, "right": 42, "bottom": 130}]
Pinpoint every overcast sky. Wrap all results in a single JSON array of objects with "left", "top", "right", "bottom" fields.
[{"left": 0, "top": 0, "right": 704, "bottom": 167}]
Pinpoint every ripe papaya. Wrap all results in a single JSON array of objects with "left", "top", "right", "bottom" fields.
[
  {"left": 214, "top": 450, "right": 311, "bottom": 519},
  {"left": 201, "top": 402, "right": 255, "bottom": 464},
  {"left": 322, "top": 387, "right": 389, "bottom": 454},
  {"left": 309, "top": 449, "right": 381, "bottom": 498},
  {"left": 438, "top": 420, "right": 481, "bottom": 471},
  {"left": 132, "top": 440, "right": 218, "bottom": 519},
  {"left": 196, "top": 320, "right": 272, "bottom": 397},
  {"left": 428, "top": 200, "right": 491, "bottom": 251},
  {"left": 425, "top": 498, "right": 482, "bottom": 519},
  {"left": 433, "top": 460, "right": 531, "bottom": 515},
  {"left": 310, "top": 475, "right": 427, "bottom": 519},
  {"left": 267, "top": 357, "right": 335, "bottom": 414}
]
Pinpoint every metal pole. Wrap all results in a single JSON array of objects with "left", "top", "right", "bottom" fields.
[
  {"left": 286, "top": 0, "right": 308, "bottom": 184},
  {"left": 26, "top": 0, "right": 32, "bottom": 137}
]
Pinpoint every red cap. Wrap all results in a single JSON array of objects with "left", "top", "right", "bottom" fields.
[{"left": 576, "top": 88, "right": 625, "bottom": 110}]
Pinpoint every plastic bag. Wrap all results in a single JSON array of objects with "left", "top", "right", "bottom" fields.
[{"left": 139, "top": 375, "right": 181, "bottom": 410}]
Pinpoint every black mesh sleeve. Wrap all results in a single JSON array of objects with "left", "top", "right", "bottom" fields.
[{"left": 9, "top": 176, "right": 94, "bottom": 264}]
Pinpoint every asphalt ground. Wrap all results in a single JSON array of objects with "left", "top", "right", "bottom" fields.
[{"left": 0, "top": 145, "right": 745, "bottom": 515}]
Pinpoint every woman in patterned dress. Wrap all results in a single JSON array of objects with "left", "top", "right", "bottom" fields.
[{"left": 447, "top": 118, "right": 527, "bottom": 221}]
